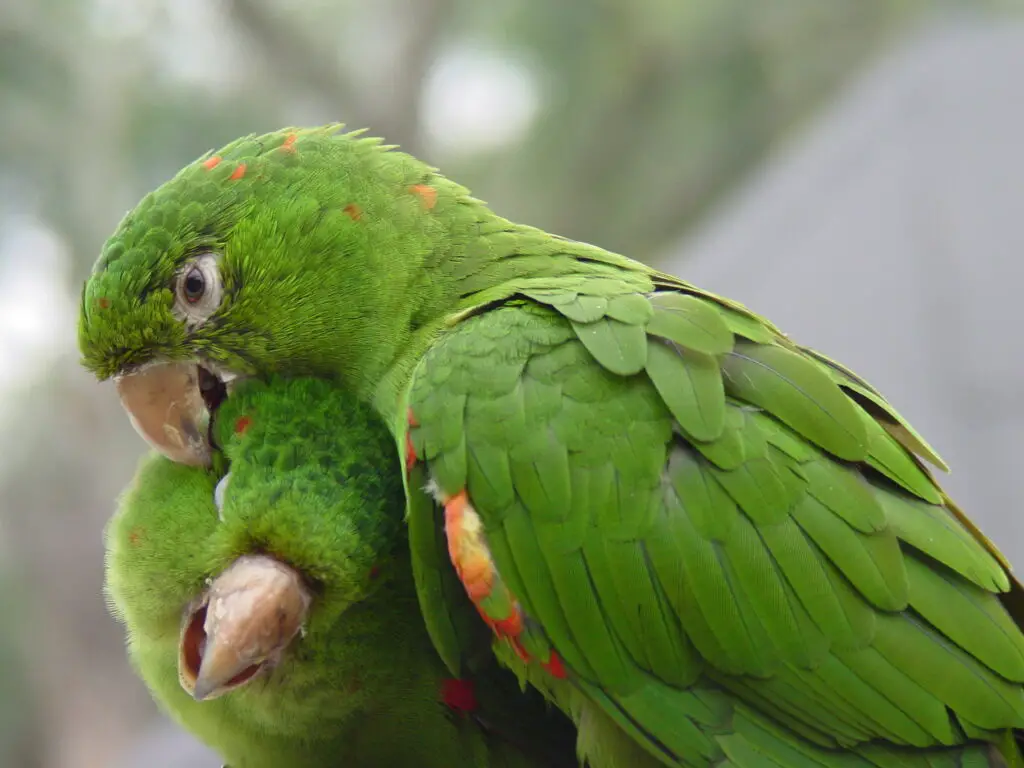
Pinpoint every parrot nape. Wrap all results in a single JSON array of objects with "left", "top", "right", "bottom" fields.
[
  {"left": 79, "top": 125, "right": 1024, "bottom": 767},
  {"left": 107, "top": 375, "right": 578, "bottom": 767}
]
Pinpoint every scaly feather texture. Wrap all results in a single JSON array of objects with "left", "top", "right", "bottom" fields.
[
  {"left": 106, "top": 377, "right": 577, "bottom": 767},
  {"left": 82, "top": 126, "right": 1024, "bottom": 767}
]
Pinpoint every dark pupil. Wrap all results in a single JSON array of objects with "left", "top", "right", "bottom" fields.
[{"left": 183, "top": 269, "right": 205, "bottom": 302}]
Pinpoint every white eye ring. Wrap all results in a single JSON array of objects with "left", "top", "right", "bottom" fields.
[{"left": 174, "top": 253, "right": 222, "bottom": 327}]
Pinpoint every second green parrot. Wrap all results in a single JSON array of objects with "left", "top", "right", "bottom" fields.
[
  {"left": 108, "top": 375, "right": 578, "bottom": 767},
  {"left": 81, "top": 125, "right": 1024, "bottom": 767}
]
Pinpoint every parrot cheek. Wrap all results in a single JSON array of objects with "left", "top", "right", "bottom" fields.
[{"left": 115, "top": 361, "right": 232, "bottom": 466}]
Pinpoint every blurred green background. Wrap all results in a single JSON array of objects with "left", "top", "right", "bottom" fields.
[{"left": 1, "top": 1, "right": 1021, "bottom": 766}]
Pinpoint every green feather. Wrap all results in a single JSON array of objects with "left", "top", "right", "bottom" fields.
[
  {"left": 790, "top": 494, "right": 908, "bottom": 611},
  {"left": 716, "top": 306, "right": 779, "bottom": 344},
  {"left": 877, "top": 490, "right": 1008, "bottom": 593},
  {"left": 691, "top": 404, "right": 753, "bottom": 470},
  {"left": 833, "top": 644, "right": 954, "bottom": 744},
  {"left": 572, "top": 316, "right": 648, "bottom": 376},
  {"left": 709, "top": 448, "right": 803, "bottom": 527},
  {"left": 800, "top": 457, "right": 886, "bottom": 534},
  {"left": 904, "top": 555, "right": 1024, "bottom": 681},
  {"left": 861, "top": 414, "right": 944, "bottom": 504},
  {"left": 646, "top": 292, "right": 735, "bottom": 356},
  {"left": 606, "top": 293, "right": 655, "bottom": 325},
  {"left": 721, "top": 343, "right": 868, "bottom": 461},
  {"left": 649, "top": 470, "right": 770, "bottom": 675},
  {"left": 806, "top": 348, "right": 949, "bottom": 472},
  {"left": 873, "top": 614, "right": 1024, "bottom": 729},
  {"left": 645, "top": 339, "right": 726, "bottom": 442},
  {"left": 757, "top": 518, "right": 856, "bottom": 647},
  {"left": 557, "top": 295, "right": 610, "bottom": 323}
]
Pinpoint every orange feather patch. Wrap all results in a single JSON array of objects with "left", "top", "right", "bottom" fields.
[
  {"left": 405, "top": 432, "right": 417, "bottom": 472},
  {"left": 280, "top": 132, "right": 298, "bottom": 153},
  {"left": 409, "top": 184, "right": 437, "bottom": 210},
  {"left": 405, "top": 409, "right": 419, "bottom": 472},
  {"left": 441, "top": 490, "right": 571, "bottom": 678},
  {"left": 444, "top": 492, "right": 490, "bottom": 594},
  {"left": 443, "top": 491, "right": 527, "bottom": 657}
]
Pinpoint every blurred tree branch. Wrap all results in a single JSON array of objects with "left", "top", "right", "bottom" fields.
[
  {"left": 225, "top": 0, "right": 362, "bottom": 112},
  {"left": 481, "top": 1, "right": 927, "bottom": 261},
  {"left": 387, "top": 0, "right": 457, "bottom": 154},
  {"left": 224, "top": 0, "right": 455, "bottom": 155}
]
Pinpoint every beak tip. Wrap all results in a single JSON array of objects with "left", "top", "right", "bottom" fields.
[
  {"left": 191, "top": 675, "right": 217, "bottom": 702},
  {"left": 116, "top": 361, "right": 213, "bottom": 466}
]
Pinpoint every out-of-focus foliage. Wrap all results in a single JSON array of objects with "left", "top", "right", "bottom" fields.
[
  {"left": 0, "top": 1, "right": 1017, "bottom": 766},
  {"left": 0, "top": 0, "right": 975, "bottom": 272}
]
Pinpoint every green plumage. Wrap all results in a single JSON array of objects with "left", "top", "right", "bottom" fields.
[
  {"left": 408, "top": 302, "right": 1022, "bottom": 766},
  {"left": 81, "top": 125, "right": 1024, "bottom": 767}
]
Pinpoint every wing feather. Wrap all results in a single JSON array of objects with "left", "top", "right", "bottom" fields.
[{"left": 404, "top": 283, "right": 1024, "bottom": 768}]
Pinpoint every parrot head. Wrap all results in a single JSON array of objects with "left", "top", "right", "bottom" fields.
[
  {"left": 107, "top": 377, "right": 408, "bottom": 712},
  {"left": 78, "top": 125, "right": 466, "bottom": 464}
]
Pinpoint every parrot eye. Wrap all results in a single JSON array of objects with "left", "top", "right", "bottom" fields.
[
  {"left": 174, "top": 253, "right": 223, "bottom": 326},
  {"left": 182, "top": 268, "right": 205, "bottom": 303}
]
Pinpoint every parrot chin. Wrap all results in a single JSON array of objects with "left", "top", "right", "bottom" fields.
[
  {"left": 115, "top": 360, "right": 235, "bottom": 466},
  {"left": 178, "top": 555, "right": 312, "bottom": 702}
]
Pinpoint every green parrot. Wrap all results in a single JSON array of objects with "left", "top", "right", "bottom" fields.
[
  {"left": 80, "top": 124, "right": 1024, "bottom": 767},
  {"left": 107, "top": 375, "right": 578, "bottom": 767}
]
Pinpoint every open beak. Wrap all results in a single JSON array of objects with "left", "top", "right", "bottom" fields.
[
  {"left": 179, "top": 555, "right": 312, "bottom": 701},
  {"left": 115, "top": 362, "right": 229, "bottom": 466}
]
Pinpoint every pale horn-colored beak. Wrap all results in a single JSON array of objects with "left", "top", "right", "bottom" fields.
[
  {"left": 115, "top": 362, "right": 212, "bottom": 466},
  {"left": 179, "top": 555, "right": 312, "bottom": 701}
]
